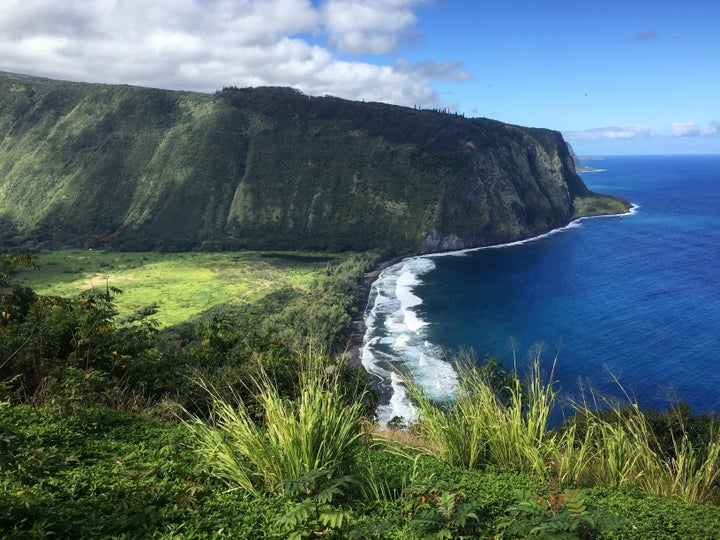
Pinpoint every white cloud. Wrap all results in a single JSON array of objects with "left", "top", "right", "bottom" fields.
[
  {"left": 0, "top": 0, "right": 459, "bottom": 109},
  {"left": 565, "top": 122, "right": 720, "bottom": 142},
  {"left": 321, "top": 0, "right": 425, "bottom": 54},
  {"left": 671, "top": 122, "right": 701, "bottom": 137},
  {"left": 565, "top": 125, "right": 653, "bottom": 141}
]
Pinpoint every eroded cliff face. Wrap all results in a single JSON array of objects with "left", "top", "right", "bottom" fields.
[
  {"left": 0, "top": 74, "right": 624, "bottom": 253},
  {"left": 419, "top": 127, "right": 586, "bottom": 253}
]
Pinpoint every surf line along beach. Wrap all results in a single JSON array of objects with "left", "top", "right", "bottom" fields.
[{"left": 359, "top": 208, "right": 635, "bottom": 426}]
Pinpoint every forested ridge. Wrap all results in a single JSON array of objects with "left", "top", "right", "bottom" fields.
[{"left": 0, "top": 72, "right": 628, "bottom": 254}]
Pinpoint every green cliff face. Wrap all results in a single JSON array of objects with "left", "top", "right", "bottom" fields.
[{"left": 0, "top": 73, "right": 628, "bottom": 253}]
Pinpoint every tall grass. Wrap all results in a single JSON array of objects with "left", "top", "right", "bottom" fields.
[
  {"left": 186, "top": 354, "right": 368, "bottom": 495},
  {"left": 651, "top": 439, "right": 720, "bottom": 503},
  {"left": 411, "top": 350, "right": 560, "bottom": 476},
  {"left": 409, "top": 351, "right": 720, "bottom": 504},
  {"left": 577, "top": 403, "right": 720, "bottom": 503}
]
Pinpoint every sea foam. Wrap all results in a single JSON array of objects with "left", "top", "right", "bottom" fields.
[{"left": 361, "top": 256, "right": 458, "bottom": 425}]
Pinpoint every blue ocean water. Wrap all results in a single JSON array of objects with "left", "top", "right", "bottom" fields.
[{"left": 362, "top": 155, "right": 720, "bottom": 424}]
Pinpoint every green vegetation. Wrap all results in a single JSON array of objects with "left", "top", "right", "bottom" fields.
[
  {"left": 3, "top": 366, "right": 720, "bottom": 538},
  {"left": 1, "top": 72, "right": 628, "bottom": 255},
  {"left": 496, "top": 483, "right": 622, "bottom": 539},
  {"left": 1, "top": 248, "right": 719, "bottom": 536},
  {"left": 187, "top": 354, "right": 368, "bottom": 496},
  {"left": 411, "top": 354, "right": 560, "bottom": 475},
  {"left": 11, "top": 249, "right": 343, "bottom": 326},
  {"left": 573, "top": 194, "right": 631, "bottom": 218},
  {"left": 0, "top": 250, "right": 377, "bottom": 407},
  {"left": 410, "top": 352, "right": 720, "bottom": 506},
  {"left": 1, "top": 235, "right": 718, "bottom": 538}
]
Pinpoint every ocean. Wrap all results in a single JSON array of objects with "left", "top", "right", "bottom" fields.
[{"left": 361, "top": 154, "right": 720, "bottom": 425}]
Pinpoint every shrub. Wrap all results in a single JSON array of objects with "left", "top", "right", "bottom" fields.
[{"left": 496, "top": 483, "right": 623, "bottom": 539}]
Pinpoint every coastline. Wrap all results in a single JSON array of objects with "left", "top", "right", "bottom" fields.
[
  {"left": 348, "top": 202, "right": 635, "bottom": 376},
  {"left": 347, "top": 256, "right": 404, "bottom": 368}
]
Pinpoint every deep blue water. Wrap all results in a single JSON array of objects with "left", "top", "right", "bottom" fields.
[{"left": 362, "top": 155, "right": 720, "bottom": 424}]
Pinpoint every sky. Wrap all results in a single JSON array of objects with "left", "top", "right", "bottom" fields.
[{"left": 1, "top": 0, "right": 718, "bottom": 155}]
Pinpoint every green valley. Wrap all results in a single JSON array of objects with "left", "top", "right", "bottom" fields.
[{"left": 11, "top": 249, "right": 344, "bottom": 327}]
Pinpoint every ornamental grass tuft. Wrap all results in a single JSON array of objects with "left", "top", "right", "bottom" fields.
[
  {"left": 410, "top": 349, "right": 559, "bottom": 476},
  {"left": 186, "top": 353, "right": 368, "bottom": 496}
]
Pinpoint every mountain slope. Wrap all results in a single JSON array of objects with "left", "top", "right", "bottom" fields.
[{"left": 0, "top": 72, "right": 629, "bottom": 252}]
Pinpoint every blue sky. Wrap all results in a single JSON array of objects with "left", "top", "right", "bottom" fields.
[
  {"left": 406, "top": 0, "right": 720, "bottom": 155},
  {"left": 1, "top": 0, "right": 718, "bottom": 155}
]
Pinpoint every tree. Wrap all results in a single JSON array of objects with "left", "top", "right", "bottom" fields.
[{"left": 0, "top": 253, "right": 35, "bottom": 288}]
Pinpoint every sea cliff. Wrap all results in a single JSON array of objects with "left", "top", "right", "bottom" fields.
[{"left": 0, "top": 72, "right": 629, "bottom": 253}]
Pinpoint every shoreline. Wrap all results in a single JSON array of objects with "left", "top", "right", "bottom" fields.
[
  {"left": 348, "top": 203, "right": 635, "bottom": 371},
  {"left": 347, "top": 256, "right": 404, "bottom": 368}
]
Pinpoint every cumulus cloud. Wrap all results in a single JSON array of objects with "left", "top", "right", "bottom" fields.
[
  {"left": 322, "top": 0, "right": 424, "bottom": 55},
  {"left": 0, "top": 0, "right": 460, "bottom": 109}
]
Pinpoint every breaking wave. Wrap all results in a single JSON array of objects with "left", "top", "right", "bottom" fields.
[{"left": 361, "top": 256, "right": 458, "bottom": 425}]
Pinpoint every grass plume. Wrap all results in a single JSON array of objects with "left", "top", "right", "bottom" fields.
[
  {"left": 408, "top": 349, "right": 720, "bottom": 504},
  {"left": 185, "top": 353, "right": 368, "bottom": 495}
]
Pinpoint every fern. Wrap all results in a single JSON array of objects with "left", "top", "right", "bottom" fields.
[
  {"left": 278, "top": 501, "right": 314, "bottom": 528},
  {"left": 275, "top": 468, "right": 358, "bottom": 538},
  {"left": 276, "top": 468, "right": 332, "bottom": 498},
  {"left": 319, "top": 509, "right": 354, "bottom": 529},
  {"left": 562, "top": 489, "right": 587, "bottom": 518},
  {"left": 315, "top": 475, "right": 354, "bottom": 504},
  {"left": 497, "top": 487, "right": 623, "bottom": 539},
  {"left": 408, "top": 487, "right": 485, "bottom": 538}
]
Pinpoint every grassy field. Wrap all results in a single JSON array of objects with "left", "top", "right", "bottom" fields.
[{"left": 12, "top": 249, "right": 343, "bottom": 326}]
